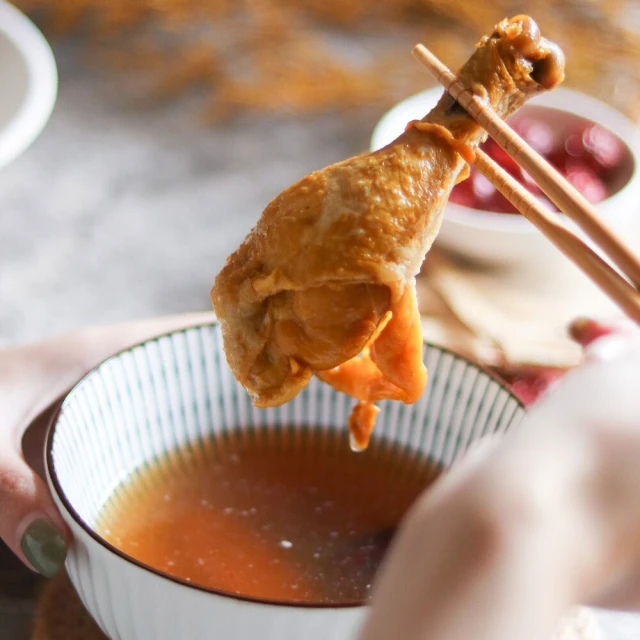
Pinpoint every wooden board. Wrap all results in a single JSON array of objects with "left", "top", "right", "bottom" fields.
[{"left": 31, "top": 572, "right": 106, "bottom": 640}]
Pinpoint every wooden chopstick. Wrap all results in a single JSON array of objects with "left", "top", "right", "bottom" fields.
[
  {"left": 473, "top": 149, "right": 640, "bottom": 323},
  {"left": 412, "top": 43, "right": 640, "bottom": 291}
]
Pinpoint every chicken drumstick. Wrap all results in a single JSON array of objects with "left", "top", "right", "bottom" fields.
[{"left": 212, "top": 15, "right": 564, "bottom": 449}]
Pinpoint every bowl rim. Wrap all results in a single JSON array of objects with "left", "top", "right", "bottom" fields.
[
  {"left": 370, "top": 86, "right": 640, "bottom": 235},
  {"left": 46, "top": 320, "right": 524, "bottom": 609},
  {"left": 0, "top": 0, "right": 58, "bottom": 171}
]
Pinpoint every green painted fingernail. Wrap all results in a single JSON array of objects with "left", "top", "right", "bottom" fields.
[{"left": 20, "top": 519, "right": 67, "bottom": 578}]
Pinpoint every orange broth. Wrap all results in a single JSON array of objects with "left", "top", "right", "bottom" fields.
[{"left": 97, "top": 427, "right": 441, "bottom": 604}]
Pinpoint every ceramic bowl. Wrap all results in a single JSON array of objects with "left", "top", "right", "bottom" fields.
[
  {"left": 0, "top": 0, "right": 57, "bottom": 170},
  {"left": 46, "top": 322, "right": 524, "bottom": 640},
  {"left": 370, "top": 87, "right": 640, "bottom": 272}
]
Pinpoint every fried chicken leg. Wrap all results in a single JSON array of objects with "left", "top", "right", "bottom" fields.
[{"left": 212, "top": 15, "right": 565, "bottom": 449}]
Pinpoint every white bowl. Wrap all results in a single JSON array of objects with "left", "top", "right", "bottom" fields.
[
  {"left": 0, "top": 0, "right": 57, "bottom": 170},
  {"left": 46, "top": 322, "right": 524, "bottom": 640},
  {"left": 371, "top": 87, "right": 640, "bottom": 271}
]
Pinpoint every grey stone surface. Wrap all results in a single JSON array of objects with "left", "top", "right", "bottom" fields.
[
  {"left": 0, "top": 40, "right": 379, "bottom": 347},
  {"left": 1, "top": 38, "right": 639, "bottom": 640}
]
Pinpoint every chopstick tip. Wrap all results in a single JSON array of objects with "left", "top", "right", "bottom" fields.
[{"left": 411, "top": 43, "right": 426, "bottom": 58}]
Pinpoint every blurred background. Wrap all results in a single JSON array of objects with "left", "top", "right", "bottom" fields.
[
  {"left": 2, "top": 1, "right": 640, "bottom": 638},
  {"left": 2, "top": 0, "right": 640, "bottom": 346}
]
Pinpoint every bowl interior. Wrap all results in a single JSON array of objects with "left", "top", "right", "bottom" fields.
[{"left": 47, "top": 323, "right": 524, "bottom": 599}]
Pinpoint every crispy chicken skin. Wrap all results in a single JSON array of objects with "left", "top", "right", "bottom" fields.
[{"left": 212, "top": 15, "right": 564, "bottom": 449}]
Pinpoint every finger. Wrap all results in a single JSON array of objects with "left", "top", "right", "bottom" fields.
[
  {"left": 22, "top": 400, "right": 63, "bottom": 479},
  {"left": 544, "top": 336, "right": 640, "bottom": 407},
  {"left": 584, "top": 331, "right": 640, "bottom": 363},
  {"left": 451, "top": 434, "right": 501, "bottom": 471},
  {"left": 593, "top": 555, "right": 640, "bottom": 611},
  {"left": 0, "top": 437, "right": 69, "bottom": 577}
]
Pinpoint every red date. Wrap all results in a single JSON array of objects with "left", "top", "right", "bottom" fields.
[{"left": 450, "top": 115, "right": 624, "bottom": 215}]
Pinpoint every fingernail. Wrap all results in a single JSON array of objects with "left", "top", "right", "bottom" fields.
[{"left": 20, "top": 519, "right": 67, "bottom": 578}]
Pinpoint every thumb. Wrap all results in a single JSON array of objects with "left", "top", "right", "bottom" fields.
[{"left": 0, "top": 423, "right": 69, "bottom": 578}]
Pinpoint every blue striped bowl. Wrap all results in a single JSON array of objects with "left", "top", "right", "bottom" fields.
[{"left": 46, "top": 321, "right": 524, "bottom": 640}]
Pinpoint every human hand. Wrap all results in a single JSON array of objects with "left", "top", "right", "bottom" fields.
[
  {"left": 0, "top": 312, "right": 214, "bottom": 577},
  {"left": 358, "top": 322, "right": 640, "bottom": 640}
]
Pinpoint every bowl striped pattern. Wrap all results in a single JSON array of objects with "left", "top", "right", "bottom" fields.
[{"left": 46, "top": 321, "right": 524, "bottom": 640}]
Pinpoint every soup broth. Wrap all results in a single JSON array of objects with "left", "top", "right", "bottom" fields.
[{"left": 97, "top": 426, "right": 441, "bottom": 604}]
